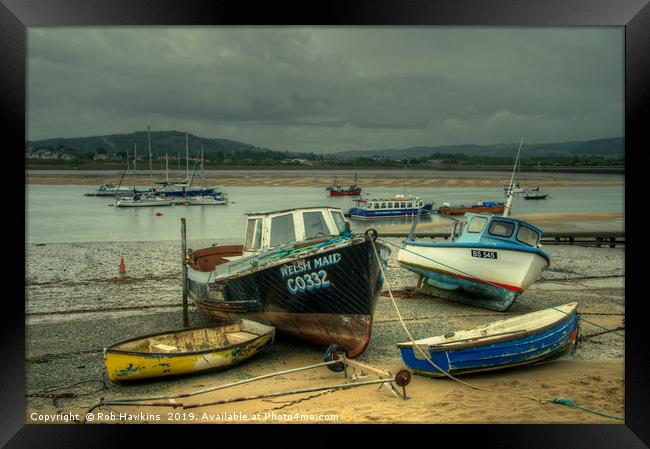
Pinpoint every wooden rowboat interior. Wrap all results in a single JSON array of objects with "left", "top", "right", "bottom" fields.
[
  {"left": 400, "top": 302, "right": 577, "bottom": 349},
  {"left": 108, "top": 320, "right": 273, "bottom": 354}
]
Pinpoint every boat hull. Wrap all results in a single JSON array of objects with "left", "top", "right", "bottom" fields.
[
  {"left": 330, "top": 189, "right": 362, "bottom": 196},
  {"left": 397, "top": 241, "right": 549, "bottom": 311},
  {"left": 437, "top": 205, "right": 505, "bottom": 216},
  {"left": 187, "top": 238, "right": 389, "bottom": 357},
  {"left": 399, "top": 304, "right": 578, "bottom": 376},
  {"left": 104, "top": 322, "right": 275, "bottom": 382}
]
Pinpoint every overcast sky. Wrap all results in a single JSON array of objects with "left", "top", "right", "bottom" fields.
[{"left": 27, "top": 27, "right": 624, "bottom": 153}]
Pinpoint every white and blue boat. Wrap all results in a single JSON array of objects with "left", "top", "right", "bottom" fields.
[
  {"left": 397, "top": 139, "right": 549, "bottom": 311},
  {"left": 348, "top": 194, "right": 433, "bottom": 219},
  {"left": 398, "top": 302, "right": 579, "bottom": 377},
  {"left": 397, "top": 212, "right": 550, "bottom": 311}
]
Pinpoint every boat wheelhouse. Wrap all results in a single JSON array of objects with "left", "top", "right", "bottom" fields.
[
  {"left": 187, "top": 207, "right": 351, "bottom": 273},
  {"left": 349, "top": 195, "right": 433, "bottom": 219},
  {"left": 397, "top": 212, "right": 549, "bottom": 311}
]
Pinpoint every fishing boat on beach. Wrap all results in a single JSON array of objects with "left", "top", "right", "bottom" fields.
[
  {"left": 398, "top": 303, "right": 578, "bottom": 377},
  {"left": 397, "top": 139, "right": 549, "bottom": 311},
  {"left": 349, "top": 194, "right": 433, "bottom": 219},
  {"left": 186, "top": 207, "right": 390, "bottom": 357},
  {"left": 437, "top": 200, "right": 506, "bottom": 216},
  {"left": 104, "top": 319, "right": 275, "bottom": 382}
]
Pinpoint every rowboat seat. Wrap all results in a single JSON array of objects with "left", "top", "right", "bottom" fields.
[
  {"left": 150, "top": 343, "right": 179, "bottom": 353},
  {"left": 226, "top": 331, "right": 258, "bottom": 345}
]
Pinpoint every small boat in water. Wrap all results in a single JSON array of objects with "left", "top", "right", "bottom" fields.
[
  {"left": 329, "top": 174, "right": 362, "bottom": 196},
  {"left": 104, "top": 319, "right": 275, "bottom": 382},
  {"left": 437, "top": 200, "right": 506, "bottom": 216},
  {"left": 85, "top": 184, "right": 135, "bottom": 197},
  {"left": 349, "top": 194, "right": 433, "bottom": 219},
  {"left": 115, "top": 192, "right": 173, "bottom": 207},
  {"left": 186, "top": 207, "right": 390, "bottom": 357},
  {"left": 186, "top": 193, "right": 228, "bottom": 205},
  {"left": 523, "top": 186, "right": 549, "bottom": 200},
  {"left": 398, "top": 303, "right": 578, "bottom": 377}
]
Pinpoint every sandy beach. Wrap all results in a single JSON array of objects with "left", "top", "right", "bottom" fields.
[{"left": 26, "top": 239, "right": 624, "bottom": 424}]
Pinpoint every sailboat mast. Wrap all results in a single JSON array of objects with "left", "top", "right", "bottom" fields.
[
  {"left": 503, "top": 137, "right": 524, "bottom": 218},
  {"left": 133, "top": 142, "right": 137, "bottom": 172},
  {"left": 148, "top": 126, "right": 153, "bottom": 189},
  {"left": 200, "top": 145, "right": 204, "bottom": 189},
  {"left": 185, "top": 130, "right": 189, "bottom": 181},
  {"left": 165, "top": 153, "right": 169, "bottom": 183}
]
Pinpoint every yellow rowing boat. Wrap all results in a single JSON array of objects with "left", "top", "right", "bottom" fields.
[{"left": 104, "top": 319, "right": 275, "bottom": 382}]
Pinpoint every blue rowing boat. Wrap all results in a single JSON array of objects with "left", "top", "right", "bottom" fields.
[{"left": 398, "top": 302, "right": 579, "bottom": 377}]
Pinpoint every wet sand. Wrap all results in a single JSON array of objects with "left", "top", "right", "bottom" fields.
[
  {"left": 26, "top": 239, "right": 624, "bottom": 424},
  {"left": 25, "top": 175, "right": 622, "bottom": 188}
]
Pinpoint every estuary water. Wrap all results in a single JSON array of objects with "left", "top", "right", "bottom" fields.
[{"left": 26, "top": 184, "right": 624, "bottom": 244}]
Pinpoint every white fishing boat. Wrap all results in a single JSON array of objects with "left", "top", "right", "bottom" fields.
[{"left": 397, "top": 138, "right": 550, "bottom": 311}]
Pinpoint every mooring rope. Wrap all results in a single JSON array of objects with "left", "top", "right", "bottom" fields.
[
  {"left": 369, "top": 239, "right": 625, "bottom": 422},
  {"left": 378, "top": 238, "right": 624, "bottom": 338}
]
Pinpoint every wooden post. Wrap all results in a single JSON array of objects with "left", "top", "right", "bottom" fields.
[{"left": 181, "top": 218, "right": 188, "bottom": 327}]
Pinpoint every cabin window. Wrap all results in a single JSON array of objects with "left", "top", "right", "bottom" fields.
[
  {"left": 381, "top": 203, "right": 387, "bottom": 209},
  {"left": 303, "top": 211, "right": 330, "bottom": 240},
  {"left": 488, "top": 220, "right": 515, "bottom": 238},
  {"left": 516, "top": 225, "right": 539, "bottom": 247},
  {"left": 400, "top": 202, "right": 406, "bottom": 208},
  {"left": 244, "top": 218, "right": 263, "bottom": 250},
  {"left": 467, "top": 216, "right": 488, "bottom": 233},
  {"left": 270, "top": 214, "right": 296, "bottom": 246},
  {"left": 407, "top": 202, "right": 413, "bottom": 208},
  {"left": 374, "top": 203, "right": 380, "bottom": 209},
  {"left": 331, "top": 210, "right": 348, "bottom": 233}
]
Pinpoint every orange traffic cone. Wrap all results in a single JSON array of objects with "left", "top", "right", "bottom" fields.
[{"left": 119, "top": 257, "right": 126, "bottom": 276}]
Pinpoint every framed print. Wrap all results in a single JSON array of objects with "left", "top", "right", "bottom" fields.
[{"left": 3, "top": 0, "right": 649, "bottom": 446}]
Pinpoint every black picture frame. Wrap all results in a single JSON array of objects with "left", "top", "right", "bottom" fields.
[{"left": 5, "top": 0, "right": 649, "bottom": 446}]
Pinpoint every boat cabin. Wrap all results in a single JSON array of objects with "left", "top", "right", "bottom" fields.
[
  {"left": 353, "top": 197, "right": 425, "bottom": 211},
  {"left": 188, "top": 207, "right": 350, "bottom": 272},
  {"left": 243, "top": 207, "right": 349, "bottom": 256},
  {"left": 454, "top": 213, "right": 543, "bottom": 248}
]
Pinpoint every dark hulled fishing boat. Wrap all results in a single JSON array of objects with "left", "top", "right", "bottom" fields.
[{"left": 186, "top": 207, "right": 390, "bottom": 357}]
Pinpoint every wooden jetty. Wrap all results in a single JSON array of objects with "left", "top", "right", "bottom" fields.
[{"left": 376, "top": 231, "right": 624, "bottom": 248}]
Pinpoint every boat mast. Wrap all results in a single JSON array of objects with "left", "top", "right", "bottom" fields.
[
  {"left": 148, "top": 126, "right": 153, "bottom": 190},
  {"left": 503, "top": 137, "right": 524, "bottom": 218},
  {"left": 200, "top": 145, "right": 204, "bottom": 189},
  {"left": 133, "top": 142, "right": 137, "bottom": 172},
  {"left": 165, "top": 153, "right": 169, "bottom": 183},
  {"left": 185, "top": 130, "right": 189, "bottom": 182}
]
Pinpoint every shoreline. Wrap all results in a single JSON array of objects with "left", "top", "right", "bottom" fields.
[{"left": 26, "top": 175, "right": 622, "bottom": 188}]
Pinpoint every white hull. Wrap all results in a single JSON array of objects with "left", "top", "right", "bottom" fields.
[
  {"left": 186, "top": 197, "right": 227, "bottom": 205},
  {"left": 116, "top": 198, "right": 173, "bottom": 207},
  {"left": 397, "top": 243, "right": 548, "bottom": 291}
]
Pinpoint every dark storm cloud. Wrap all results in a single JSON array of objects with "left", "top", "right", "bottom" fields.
[{"left": 27, "top": 27, "right": 623, "bottom": 152}]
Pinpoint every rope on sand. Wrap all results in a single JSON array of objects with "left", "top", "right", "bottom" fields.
[{"left": 370, "top": 239, "right": 625, "bottom": 422}]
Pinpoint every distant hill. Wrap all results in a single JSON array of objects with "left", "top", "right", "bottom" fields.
[
  {"left": 337, "top": 137, "right": 624, "bottom": 159},
  {"left": 26, "top": 130, "right": 275, "bottom": 157}
]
